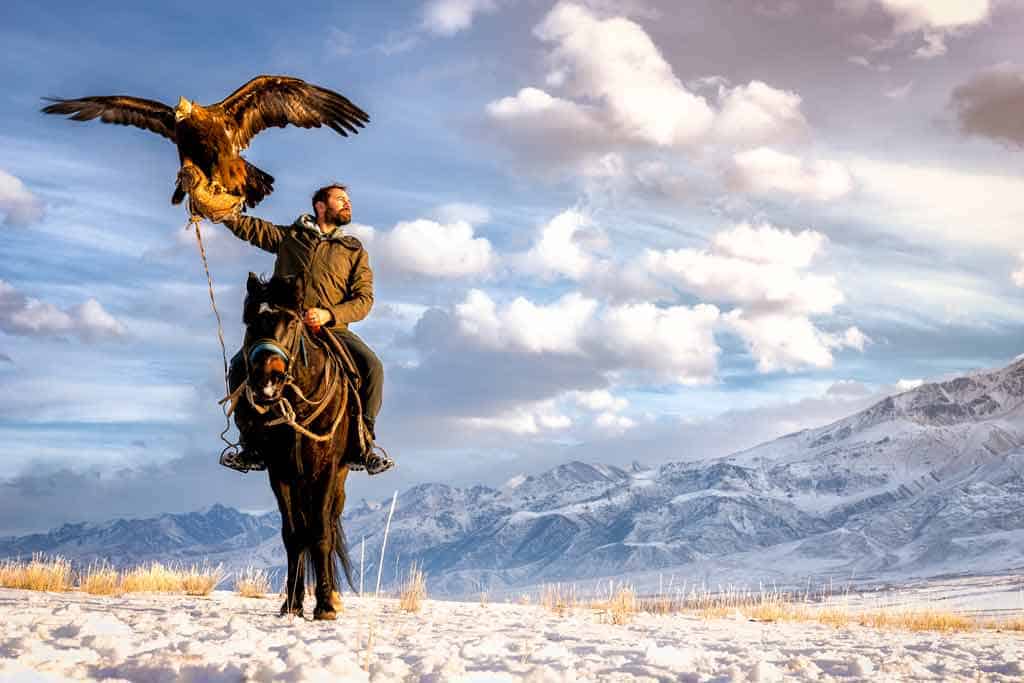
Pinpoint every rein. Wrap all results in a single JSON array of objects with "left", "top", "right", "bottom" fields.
[{"left": 219, "top": 305, "right": 345, "bottom": 444}]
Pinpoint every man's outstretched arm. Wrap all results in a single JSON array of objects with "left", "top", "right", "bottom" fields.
[{"left": 219, "top": 214, "right": 285, "bottom": 254}]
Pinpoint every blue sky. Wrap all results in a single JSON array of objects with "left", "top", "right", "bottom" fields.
[{"left": 3, "top": 0, "right": 1024, "bottom": 534}]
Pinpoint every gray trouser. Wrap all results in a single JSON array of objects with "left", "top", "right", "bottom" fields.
[{"left": 229, "top": 328, "right": 383, "bottom": 429}]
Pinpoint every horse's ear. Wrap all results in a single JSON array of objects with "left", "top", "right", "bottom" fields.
[{"left": 247, "top": 272, "right": 261, "bottom": 295}]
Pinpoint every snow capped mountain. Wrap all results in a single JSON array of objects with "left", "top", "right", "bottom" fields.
[{"left": 6, "top": 359, "right": 1024, "bottom": 595}]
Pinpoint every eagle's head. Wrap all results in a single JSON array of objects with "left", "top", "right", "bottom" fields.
[{"left": 174, "top": 97, "right": 194, "bottom": 122}]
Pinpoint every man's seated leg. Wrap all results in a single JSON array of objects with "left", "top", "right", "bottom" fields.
[
  {"left": 219, "top": 349, "right": 267, "bottom": 473},
  {"left": 334, "top": 327, "right": 394, "bottom": 475}
]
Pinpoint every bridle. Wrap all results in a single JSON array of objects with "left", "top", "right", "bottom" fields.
[{"left": 220, "top": 298, "right": 345, "bottom": 446}]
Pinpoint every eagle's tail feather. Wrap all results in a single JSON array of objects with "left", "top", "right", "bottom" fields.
[{"left": 243, "top": 159, "right": 275, "bottom": 209}]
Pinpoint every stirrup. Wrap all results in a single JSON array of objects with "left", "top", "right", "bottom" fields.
[
  {"left": 220, "top": 448, "right": 266, "bottom": 473},
  {"left": 364, "top": 444, "right": 395, "bottom": 476}
]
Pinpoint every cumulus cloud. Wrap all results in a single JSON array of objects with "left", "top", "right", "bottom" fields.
[
  {"left": 453, "top": 288, "right": 721, "bottom": 384},
  {"left": 642, "top": 222, "right": 865, "bottom": 372},
  {"left": 840, "top": 0, "right": 994, "bottom": 59},
  {"left": 369, "top": 218, "right": 494, "bottom": 278},
  {"left": 645, "top": 222, "right": 842, "bottom": 315},
  {"left": 485, "top": 3, "right": 813, "bottom": 174},
  {"left": 727, "top": 147, "right": 853, "bottom": 201},
  {"left": 0, "top": 280, "right": 126, "bottom": 342},
  {"left": 725, "top": 311, "right": 869, "bottom": 372},
  {"left": 712, "top": 81, "right": 809, "bottom": 146},
  {"left": 422, "top": 0, "right": 500, "bottom": 36},
  {"left": 455, "top": 289, "right": 598, "bottom": 353},
  {"left": 462, "top": 398, "right": 572, "bottom": 434},
  {"left": 522, "top": 209, "right": 604, "bottom": 280},
  {"left": 951, "top": 63, "right": 1024, "bottom": 147},
  {"left": 533, "top": 2, "right": 715, "bottom": 148},
  {"left": 0, "top": 169, "right": 45, "bottom": 226}
]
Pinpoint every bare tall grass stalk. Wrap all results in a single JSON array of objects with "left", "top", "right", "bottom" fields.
[
  {"left": 235, "top": 565, "right": 272, "bottom": 598},
  {"left": 540, "top": 583, "right": 577, "bottom": 616},
  {"left": 0, "top": 555, "right": 73, "bottom": 592},
  {"left": 80, "top": 561, "right": 121, "bottom": 596},
  {"left": 399, "top": 562, "right": 426, "bottom": 612},
  {"left": 604, "top": 586, "right": 638, "bottom": 625}
]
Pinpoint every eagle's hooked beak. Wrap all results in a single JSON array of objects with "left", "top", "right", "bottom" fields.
[{"left": 174, "top": 97, "right": 193, "bottom": 122}]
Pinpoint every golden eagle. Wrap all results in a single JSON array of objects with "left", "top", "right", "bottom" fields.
[{"left": 41, "top": 75, "right": 370, "bottom": 210}]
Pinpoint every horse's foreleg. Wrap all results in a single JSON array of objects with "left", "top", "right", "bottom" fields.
[{"left": 272, "top": 479, "right": 305, "bottom": 618}]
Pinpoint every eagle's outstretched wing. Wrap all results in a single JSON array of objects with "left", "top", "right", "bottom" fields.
[
  {"left": 215, "top": 75, "right": 370, "bottom": 152},
  {"left": 40, "top": 96, "right": 177, "bottom": 141}
]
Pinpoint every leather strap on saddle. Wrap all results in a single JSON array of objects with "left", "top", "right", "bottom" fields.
[{"left": 320, "top": 329, "right": 362, "bottom": 388}]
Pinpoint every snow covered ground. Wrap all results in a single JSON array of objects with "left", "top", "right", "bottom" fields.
[{"left": 1, "top": 585, "right": 1023, "bottom": 682}]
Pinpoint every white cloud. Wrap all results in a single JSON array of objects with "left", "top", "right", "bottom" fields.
[
  {"left": 455, "top": 289, "right": 598, "bottom": 353},
  {"left": 642, "top": 222, "right": 865, "bottom": 373},
  {"left": 462, "top": 398, "right": 572, "bottom": 434},
  {"left": 895, "top": 378, "right": 924, "bottom": 391},
  {"left": 849, "top": 157, "right": 1024, "bottom": 250},
  {"left": 534, "top": 2, "right": 715, "bottom": 147},
  {"left": 431, "top": 202, "right": 491, "bottom": 225},
  {"left": 594, "top": 411, "right": 636, "bottom": 434},
  {"left": 0, "top": 280, "right": 125, "bottom": 342},
  {"left": 871, "top": 0, "right": 992, "bottom": 33},
  {"left": 712, "top": 81, "right": 809, "bottom": 146},
  {"left": 600, "top": 302, "right": 721, "bottom": 384},
  {"left": 572, "top": 389, "right": 628, "bottom": 412},
  {"left": 728, "top": 147, "right": 853, "bottom": 201},
  {"left": 710, "top": 221, "right": 826, "bottom": 269},
  {"left": 378, "top": 219, "right": 494, "bottom": 277},
  {"left": 645, "top": 224, "right": 843, "bottom": 315},
  {"left": 423, "top": 0, "right": 499, "bottom": 36},
  {"left": 452, "top": 289, "right": 721, "bottom": 384},
  {"left": 726, "top": 311, "right": 867, "bottom": 372},
  {"left": 1013, "top": 252, "right": 1024, "bottom": 287},
  {"left": 0, "top": 169, "right": 44, "bottom": 226},
  {"left": 841, "top": 0, "right": 993, "bottom": 59},
  {"left": 523, "top": 209, "right": 602, "bottom": 280}
]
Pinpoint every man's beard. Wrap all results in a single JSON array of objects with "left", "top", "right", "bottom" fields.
[{"left": 325, "top": 207, "right": 352, "bottom": 226}]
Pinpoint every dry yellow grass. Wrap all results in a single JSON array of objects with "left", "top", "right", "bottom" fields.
[
  {"left": 399, "top": 562, "right": 426, "bottom": 612},
  {"left": 0, "top": 555, "right": 73, "bottom": 592},
  {"left": 117, "top": 561, "right": 224, "bottom": 594},
  {"left": 598, "top": 586, "right": 638, "bottom": 625},
  {"left": 180, "top": 563, "right": 225, "bottom": 596},
  {"left": 80, "top": 561, "right": 121, "bottom": 596},
  {"left": 235, "top": 565, "right": 272, "bottom": 598},
  {"left": 624, "top": 584, "right": 1022, "bottom": 634},
  {"left": 540, "top": 583, "right": 578, "bottom": 616}
]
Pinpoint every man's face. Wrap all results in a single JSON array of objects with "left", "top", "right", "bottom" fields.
[{"left": 319, "top": 188, "right": 352, "bottom": 227}]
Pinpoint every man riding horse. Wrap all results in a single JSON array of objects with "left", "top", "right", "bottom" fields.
[{"left": 197, "top": 183, "right": 394, "bottom": 475}]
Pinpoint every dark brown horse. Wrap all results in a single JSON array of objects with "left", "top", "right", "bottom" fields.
[{"left": 233, "top": 273, "right": 356, "bottom": 619}]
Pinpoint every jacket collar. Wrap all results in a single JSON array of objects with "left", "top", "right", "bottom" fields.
[{"left": 293, "top": 214, "right": 349, "bottom": 242}]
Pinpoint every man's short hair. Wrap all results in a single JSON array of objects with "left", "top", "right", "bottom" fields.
[{"left": 311, "top": 183, "right": 348, "bottom": 214}]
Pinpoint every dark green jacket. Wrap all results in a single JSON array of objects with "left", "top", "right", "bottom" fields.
[{"left": 221, "top": 213, "right": 373, "bottom": 327}]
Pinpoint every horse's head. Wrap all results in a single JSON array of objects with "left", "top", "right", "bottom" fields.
[{"left": 242, "top": 272, "right": 304, "bottom": 403}]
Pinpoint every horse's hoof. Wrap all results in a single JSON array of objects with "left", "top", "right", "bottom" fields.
[
  {"left": 314, "top": 608, "right": 337, "bottom": 621},
  {"left": 279, "top": 601, "right": 303, "bottom": 617}
]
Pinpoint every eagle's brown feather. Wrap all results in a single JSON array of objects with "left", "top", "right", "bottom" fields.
[
  {"left": 214, "top": 75, "right": 370, "bottom": 152},
  {"left": 41, "top": 96, "right": 177, "bottom": 141}
]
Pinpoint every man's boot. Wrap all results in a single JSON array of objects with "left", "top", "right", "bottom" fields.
[
  {"left": 219, "top": 439, "right": 267, "bottom": 473},
  {"left": 361, "top": 418, "right": 394, "bottom": 476}
]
